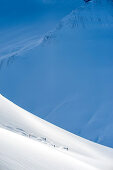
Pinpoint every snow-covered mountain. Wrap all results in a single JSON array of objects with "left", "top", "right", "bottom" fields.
[
  {"left": 0, "top": 94, "right": 113, "bottom": 170},
  {"left": 0, "top": 0, "right": 113, "bottom": 148}
]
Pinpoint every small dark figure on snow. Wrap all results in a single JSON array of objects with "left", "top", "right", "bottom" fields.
[{"left": 64, "top": 147, "right": 68, "bottom": 151}]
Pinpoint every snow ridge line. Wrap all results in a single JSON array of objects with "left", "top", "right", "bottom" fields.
[{"left": 0, "top": 0, "right": 113, "bottom": 68}]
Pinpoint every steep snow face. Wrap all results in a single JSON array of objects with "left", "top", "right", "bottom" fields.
[
  {"left": 0, "top": 0, "right": 84, "bottom": 63},
  {"left": 0, "top": 94, "right": 113, "bottom": 170},
  {"left": 0, "top": 0, "right": 113, "bottom": 148}
]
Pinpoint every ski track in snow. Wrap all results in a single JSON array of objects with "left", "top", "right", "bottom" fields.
[
  {"left": 0, "top": 1, "right": 113, "bottom": 169},
  {"left": 0, "top": 123, "right": 69, "bottom": 151},
  {"left": 0, "top": 94, "right": 113, "bottom": 170},
  {"left": 0, "top": 37, "right": 43, "bottom": 62}
]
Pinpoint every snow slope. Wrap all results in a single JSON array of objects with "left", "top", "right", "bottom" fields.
[
  {"left": 0, "top": 0, "right": 83, "bottom": 61},
  {"left": 0, "top": 0, "right": 113, "bottom": 148},
  {"left": 0, "top": 94, "right": 113, "bottom": 170}
]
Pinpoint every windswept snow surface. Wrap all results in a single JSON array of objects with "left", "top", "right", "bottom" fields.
[
  {"left": 0, "top": 0, "right": 113, "bottom": 148},
  {"left": 0, "top": 94, "right": 113, "bottom": 170}
]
